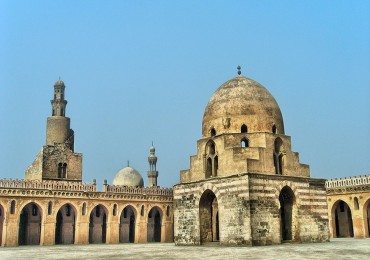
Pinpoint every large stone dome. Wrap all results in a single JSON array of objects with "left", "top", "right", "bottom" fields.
[
  {"left": 202, "top": 75, "right": 284, "bottom": 137},
  {"left": 112, "top": 166, "right": 144, "bottom": 187}
]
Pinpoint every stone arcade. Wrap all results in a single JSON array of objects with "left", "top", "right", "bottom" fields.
[
  {"left": 174, "top": 69, "right": 330, "bottom": 245},
  {"left": 0, "top": 80, "right": 173, "bottom": 246}
]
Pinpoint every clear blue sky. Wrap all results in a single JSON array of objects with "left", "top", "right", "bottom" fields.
[{"left": 1, "top": 1, "right": 369, "bottom": 189}]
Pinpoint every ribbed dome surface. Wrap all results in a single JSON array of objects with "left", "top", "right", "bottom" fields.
[
  {"left": 112, "top": 166, "right": 144, "bottom": 187},
  {"left": 202, "top": 76, "right": 284, "bottom": 137}
]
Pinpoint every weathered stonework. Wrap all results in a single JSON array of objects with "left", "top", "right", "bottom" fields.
[
  {"left": 174, "top": 72, "right": 330, "bottom": 246},
  {"left": 325, "top": 175, "right": 370, "bottom": 239}
]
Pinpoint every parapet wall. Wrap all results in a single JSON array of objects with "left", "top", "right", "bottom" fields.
[{"left": 325, "top": 175, "right": 370, "bottom": 188}]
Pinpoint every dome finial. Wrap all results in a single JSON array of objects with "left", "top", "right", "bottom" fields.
[
  {"left": 237, "top": 65, "right": 241, "bottom": 75},
  {"left": 127, "top": 160, "right": 129, "bottom": 167}
]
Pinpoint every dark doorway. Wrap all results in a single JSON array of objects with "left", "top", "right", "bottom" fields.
[
  {"left": 199, "top": 189, "right": 219, "bottom": 244},
  {"left": 0, "top": 204, "right": 4, "bottom": 246},
  {"left": 279, "top": 186, "right": 294, "bottom": 241},
  {"left": 119, "top": 206, "right": 136, "bottom": 243},
  {"left": 147, "top": 207, "right": 162, "bottom": 242},
  {"left": 89, "top": 205, "right": 107, "bottom": 244},
  {"left": 18, "top": 203, "right": 42, "bottom": 245},
  {"left": 333, "top": 200, "right": 354, "bottom": 237},
  {"left": 55, "top": 204, "right": 76, "bottom": 244}
]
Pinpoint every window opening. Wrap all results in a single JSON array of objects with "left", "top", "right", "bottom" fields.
[{"left": 241, "top": 124, "right": 248, "bottom": 133}]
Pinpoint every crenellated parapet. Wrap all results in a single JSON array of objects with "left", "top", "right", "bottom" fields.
[
  {"left": 0, "top": 178, "right": 96, "bottom": 191},
  {"left": 106, "top": 185, "right": 173, "bottom": 196},
  {"left": 325, "top": 174, "right": 370, "bottom": 194}
]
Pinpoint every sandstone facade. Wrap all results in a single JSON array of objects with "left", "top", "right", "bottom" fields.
[
  {"left": 325, "top": 175, "right": 370, "bottom": 238},
  {"left": 174, "top": 70, "right": 330, "bottom": 246}
]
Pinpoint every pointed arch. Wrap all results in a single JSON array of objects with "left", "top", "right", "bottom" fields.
[
  {"left": 55, "top": 203, "right": 76, "bottom": 244},
  {"left": 119, "top": 205, "right": 137, "bottom": 243},
  {"left": 241, "top": 138, "right": 249, "bottom": 148},
  {"left": 205, "top": 140, "right": 218, "bottom": 178},
  {"left": 363, "top": 198, "right": 370, "bottom": 237},
  {"left": 147, "top": 206, "right": 162, "bottom": 242},
  {"left": 241, "top": 124, "right": 248, "bottom": 133},
  {"left": 274, "top": 138, "right": 285, "bottom": 175},
  {"left": 279, "top": 186, "right": 296, "bottom": 241},
  {"left": 89, "top": 204, "right": 108, "bottom": 244},
  {"left": 18, "top": 202, "right": 42, "bottom": 245},
  {"left": 0, "top": 203, "right": 4, "bottom": 246},
  {"left": 199, "top": 189, "right": 219, "bottom": 244},
  {"left": 331, "top": 200, "right": 354, "bottom": 238}
]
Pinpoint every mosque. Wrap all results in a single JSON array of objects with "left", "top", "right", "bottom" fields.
[{"left": 0, "top": 67, "right": 369, "bottom": 247}]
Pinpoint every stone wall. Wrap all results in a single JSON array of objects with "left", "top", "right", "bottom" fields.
[{"left": 174, "top": 175, "right": 251, "bottom": 246}]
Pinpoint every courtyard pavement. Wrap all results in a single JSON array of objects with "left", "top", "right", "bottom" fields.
[{"left": 0, "top": 238, "right": 369, "bottom": 260}]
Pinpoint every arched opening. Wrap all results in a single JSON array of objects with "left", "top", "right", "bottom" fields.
[
  {"left": 364, "top": 200, "right": 370, "bottom": 237},
  {"left": 147, "top": 207, "right": 162, "bottom": 242},
  {"left": 0, "top": 204, "right": 4, "bottom": 246},
  {"left": 274, "top": 138, "right": 285, "bottom": 175},
  {"left": 10, "top": 200, "right": 15, "bottom": 214},
  {"left": 354, "top": 197, "right": 359, "bottom": 210},
  {"left": 272, "top": 124, "right": 277, "bottom": 134},
  {"left": 279, "top": 186, "right": 295, "bottom": 241},
  {"left": 241, "top": 138, "right": 249, "bottom": 148},
  {"left": 210, "top": 128, "right": 216, "bottom": 137},
  {"left": 89, "top": 205, "right": 108, "bottom": 244},
  {"left": 241, "top": 124, "right": 248, "bottom": 133},
  {"left": 120, "top": 206, "right": 136, "bottom": 243},
  {"left": 214, "top": 156, "right": 218, "bottom": 177},
  {"left": 205, "top": 141, "right": 218, "bottom": 178},
  {"left": 48, "top": 201, "right": 52, "bottom": 215},
  {"left": 55, "top": 204, "right": 76, "bottom": 244},
  {"left": 332, "top": 200, "right": 354, "bottom": 238},
  {"left": 18, "top": 202, "right": 42, "bottom": 245},
  {"left": 58, "top": 163, "right": 67, "bottom": 179},
  {"left": 199, "top": 190, "right": 219, "bottom": 244}
]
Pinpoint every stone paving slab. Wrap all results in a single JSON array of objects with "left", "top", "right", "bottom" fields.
[{"left": 0, "top": 238, "right": 369, "bottom": 260}]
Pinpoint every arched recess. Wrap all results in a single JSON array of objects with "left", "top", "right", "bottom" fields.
[
  {"left": 199, "top": 189, "right": 219, "bottom": 244},
  {"left": 279, "top": 186, "right": 295, "bottom": 241},
  {"left": 18, "top": 202, "right": 42, "bottom": 245},
  {"left": 274, "top": 138, "right": 285, "bottom": 175},
  {"left": 241, "top": 138, "right": 249, "bottom": 148},
  {"left": 331, "top": 200, "right": 354, "bottom": 238},
  {"left": 120, "top": 205, "right": 136, "bottom": 243},
  {"left": 55, "top": 203, "right": 76, "bottom": 244},
  {"left": 241, "top": 124, "right": 248, "bottom": 133},
  {"left": 363, "top": 199, "right": 370, "bottom": 238},
  {"left": 205, "top": 140, "right": 218, "bottom": 178},
  {"left": 89, "top": 204, "right": 108, "bottom": 244},
  {"left": 147, "top": 206, "right": 162, "bottom": 242},
  {"left": 0, "top": 204, "right": 4, "bottom": 246}
]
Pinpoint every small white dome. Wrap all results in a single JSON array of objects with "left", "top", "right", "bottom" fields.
[{"left": 112, "top": 166, "right": 144, "bottom": 187}]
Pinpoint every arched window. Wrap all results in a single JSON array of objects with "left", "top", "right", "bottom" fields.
[
  {"left": 48, "top": 201, "right": 52, "bottom": 215},
  {"left": 166, "top": 206, "right": 170, "bottom": 217},
  {"left": 272, "top": 124, "right": 277, "bottom": 134},
  {"left": 113, "top": 204, "right": 117, "bottom": 216},
  {"left": 354, "top": 197, "right": 359, "bottom": 210},
  {"left": 241, "top": 124, "right": 248, "bottom": 133},
  {"left": 205, "top": 140, "right": 218, "bottom": 178},
  {"left": 241, "top": 138, "right": 249, "bottom": 148},
  {"left": 58, "top": 163, "right": 67, "bottom": 178},
  {"left": 141, "top": 205, "right": 145, "bottom": 216},
  {"left": 82, "top": 202, "right": 86, "bottom": 215},
  {"left": 211, "top": 128, "right": 216, "bottom": 137},
  {"left": 274, "top": 138, "right": 284, "bottom": 175},
  {"left": 10, "top": 200, "right": 16, "bottom": 214}
]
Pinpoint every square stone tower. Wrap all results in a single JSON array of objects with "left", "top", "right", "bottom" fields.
[
  {"left": 174, "top": 68, "right": 329, "bottom": 246},
  {"left": 25, "top": 80, "right": 82, "bottom": 181}
]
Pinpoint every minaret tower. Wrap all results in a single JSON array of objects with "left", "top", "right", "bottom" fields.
[
  {"left": 46, "top": 79, "right": 74, "bottom": 150},
  {"left": 147, "top": 144, "right": 158, "bottom": 187},
  {"left": 26, "top": 79, "right": 82, "bottom": 181}
]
